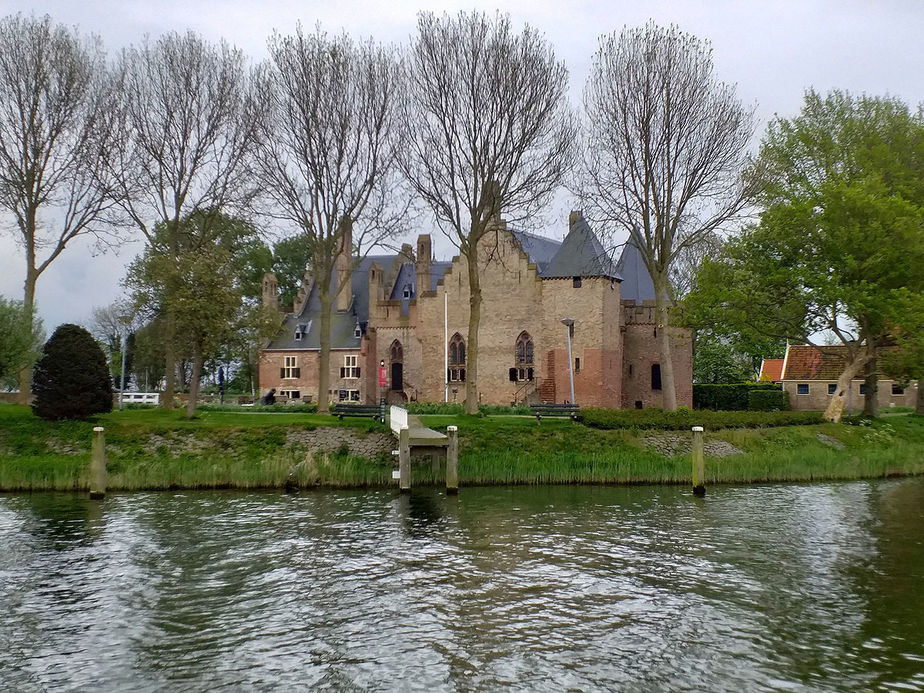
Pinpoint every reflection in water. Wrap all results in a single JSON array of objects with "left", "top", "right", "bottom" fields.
[{"left": 1, "top": 479, "right": 923, "bottom": 692}]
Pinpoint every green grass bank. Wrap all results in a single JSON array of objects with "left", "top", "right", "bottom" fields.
[{"left": 1, "top": 404, "right": 923, "bottom": 491}]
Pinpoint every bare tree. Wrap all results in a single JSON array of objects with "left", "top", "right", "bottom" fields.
[
  {"left": 582, "top": 22, "right": 754, "bottom": 410},
  {"left": 111, "top": 31, "right": 257, "bottom": 409},
  {"left": 402, "top": 11, "right": 575, "bottom": 414},
  {"left": 0, "top": 14, "right": 119, "bottom": 403},
  {"left": 254, "top": 26, "right": 404, "bottom": 414}
]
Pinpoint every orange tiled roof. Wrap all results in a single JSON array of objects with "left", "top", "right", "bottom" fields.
[
  {"left": 759, "top": 359, "right": 784, "bottom": 382},
  {"left": 781, "top": 345, "right": 850, "bottom": 380}
]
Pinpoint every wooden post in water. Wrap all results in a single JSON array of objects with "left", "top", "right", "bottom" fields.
[
  {"left": 691, "top": 426, "right": 705, "bottom": 497},
  {"left": 90, "top": 426, "right": 107, "bottom": 500},
  {"left": 399, "top": 427, "right": 411, "bottom": 492},
  {"left": 446, "top": 425, "right": 459, "bottom": 494}
]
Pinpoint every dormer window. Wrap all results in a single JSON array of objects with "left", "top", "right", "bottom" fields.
[
  {"left": 403, "top": 284, "right": 413, "bottom": 299},
  {"left": 573, "top": 276, "right": 582, "bottom": 288},
  {"left": 354, "top": 323, "right": 362, "bottom": 338},
  {"left": 294, "top": 321, "right": 311, "bottom": 341}
]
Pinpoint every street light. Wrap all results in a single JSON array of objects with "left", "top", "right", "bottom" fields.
[{"left": 561, "top": 318, "right": 575, "bottom": 405}]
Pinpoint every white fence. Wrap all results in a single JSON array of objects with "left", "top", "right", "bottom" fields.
[
  {"left": 121, "top": 392, "right": 160, "bottom": 405},
  {"left": 390, "top": 405, "right": 408, "bottom": 434}
]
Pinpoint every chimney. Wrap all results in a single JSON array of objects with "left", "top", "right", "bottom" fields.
[
  {"left": 336, "top": 215, "right": 353, "bottom": 312},
  {"left": 368, "top": 261, "right": 384, "bottom": 321},
  {"left": 569, "top": 210, "right": 584, "bottom": 228},
  {"left": 293, "top": 270, "right": 313, "bottom": 315},
  {"left": 262, "top": 272, "right": 278, "bottom": 310},
  {"left": 416, "top": 234, "right": 431, "bottom": 297}
]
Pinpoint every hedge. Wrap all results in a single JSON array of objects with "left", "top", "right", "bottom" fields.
[
  {"left": 747, "top": 389, "right": 790, "bottom": 412},
  {"left": 578, "top": 407, "right": 823, "bottom": 431},
  {"left": 693, "top": 382, "right": 782, "bottom": 411}
]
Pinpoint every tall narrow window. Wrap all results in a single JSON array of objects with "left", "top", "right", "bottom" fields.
[
  {"left": 390, "top": 340, "right": 404, "bottom": 391},
  {"left": 514, "top": 331, "right": 534, "bottom": 381},
  {"left": 449, "top": 332, "right": 466, "bottom": 382},
  {"left": 651, "top": 364, "right": 662, "bottom": 391}
]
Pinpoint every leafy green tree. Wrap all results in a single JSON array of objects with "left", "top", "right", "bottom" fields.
[
  {"left": 0, "top": 297, "right": 43, "bottom": 388},
  {"left": 693, "top": 337, "right": 757, "bottom": 384},
  {"left": 271, "top": 233, "right": 311, "bottom": 309},
  {"left": 32, "top": 324, "right": 112, "bottom": 420},
  {"left": 684, "top": 91, "right": 924, "bottom": 422},
  {"left": 127, "top": 212, "right": 275, "bottom": 418}
]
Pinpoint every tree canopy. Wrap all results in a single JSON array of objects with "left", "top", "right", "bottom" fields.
[{"left": 684, "top": 91, "right": 924, "bottom": 421}]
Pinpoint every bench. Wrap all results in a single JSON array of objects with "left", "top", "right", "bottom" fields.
[
  {"left": 334, "top": 402, "right": 387, "bottom": 422},
  {"left": 530, "top": 403, "right": 580, "bottom": 422}
]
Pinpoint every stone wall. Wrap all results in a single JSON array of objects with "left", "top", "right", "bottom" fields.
[{"left": 621, "top": 301, "right": 693, "bottom": 409}]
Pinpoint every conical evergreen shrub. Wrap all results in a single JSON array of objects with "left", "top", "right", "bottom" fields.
[{"left": 32, "top": 324, "right": 113, "bottom": 420}]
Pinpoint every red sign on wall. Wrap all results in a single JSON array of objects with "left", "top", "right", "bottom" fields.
[{"left": 378, "top": 367, "right": 387, "bottom": 387}]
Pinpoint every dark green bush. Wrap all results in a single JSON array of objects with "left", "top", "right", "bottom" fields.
[
  {"left": 32, "top": 324, "right": 113, "bottom": 421},
  {"left": 693, "top": 382, "right": 780, "bottom": 410},
  {"left": 747, "top": 389, "right": 790, "bottom": 411},
  {"left": 578, "top": 407, "right": 823, "bottom": 431}
]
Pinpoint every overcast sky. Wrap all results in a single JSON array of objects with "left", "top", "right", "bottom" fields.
[{"left": 2, "top": 0, "right": 922, "bottom": 332}]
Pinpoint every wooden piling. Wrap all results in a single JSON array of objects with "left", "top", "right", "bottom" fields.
[
  {"left": 692, "top": 426, "right": 705, "bottom": 497},
  {"left": 399, "top": 427, "right": 411, "bottom": 492},
  {"left": 446, "top": 425, "right": 459, "bottom": 494},
  {"left": 90, "top": 426, "right": 107, "bottom": 500}
]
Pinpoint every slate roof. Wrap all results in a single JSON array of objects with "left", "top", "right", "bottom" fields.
[
  {"left": 510, "top": 230, "right": 562, "bottom": 274},
  {"left": 615, "top": 241, "right": 656, "bottom": 305},
  {"left": 781, "top": 345, "right": 850, "bottom": 380},
  {"left": 759, "top": 358, "right": 784, "bottom": 383},
  {"left": 542, "top": 215, "right": 621, "bottom": 280}
]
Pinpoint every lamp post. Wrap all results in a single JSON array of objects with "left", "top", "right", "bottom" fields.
[
  {"left": 119, "top": 330, "right": 128, "bottom": 411},
  {"left": 561, "top": 318, "right": 575, "bottom": 405}
]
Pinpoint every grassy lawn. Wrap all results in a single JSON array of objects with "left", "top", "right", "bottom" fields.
[{"left": 1, "top": 403, "right": 923, "bottom": 491}]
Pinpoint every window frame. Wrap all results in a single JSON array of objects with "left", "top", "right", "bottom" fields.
[
  {"left": 342, "top": 354, "right": 360, "bottom": 380},
  {"left": 283, "top": 356, "right": 299, "bottom": 379},
  {"left": 797, "top": 383, "right": 810, "bottom": 395}
]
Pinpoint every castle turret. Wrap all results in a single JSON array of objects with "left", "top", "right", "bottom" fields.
[
  {"left": 262, "top": 272, "right": 279, "bottom": 310},
  {"left": 416, "top": 234, "right": 431, "bottom": 296}
]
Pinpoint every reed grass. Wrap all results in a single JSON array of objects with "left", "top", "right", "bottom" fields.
[{"left": 2, "top": 403, "right": 922, "bottom": 492}]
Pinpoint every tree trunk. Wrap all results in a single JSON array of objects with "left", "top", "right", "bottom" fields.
[
  {"left": 465, "top": 251, "right": 481, "bottom": 415},
  {"left": 318, "top": 292, "right": 333, "bottom": 414},
  {"left": 863, "top": 347, "right": 879, "bottom": 417},
  {"left": 917, "top": 379, "right": 924, "bottom": 415},
  {"left": 184, "top": 347, "right": 203, "bottom": 419},
  {"left": 17, "top": 267, "right": 37, "bottom": 406},
  {"left": 653, "top": 275, "right": 678, "bottom": 411},
  {"left": 824, "top": 353, "right": 871, "bottom": 423},
  {"left": 162, "top": 311, "right": 176, "bottom": 409}
]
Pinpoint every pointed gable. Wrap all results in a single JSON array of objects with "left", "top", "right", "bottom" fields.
[
  {"left": 543, "top": 213, "right": 620, "bottom": 280},
  {"left": 615, "top": 241, "right": 656, "bottom": 305}
]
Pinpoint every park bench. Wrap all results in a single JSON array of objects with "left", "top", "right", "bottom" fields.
[
  {"left": 530, "top": 403, "right": 580, "bottom": 422},
  {"left": 334, "top": 401, "right": 387, "bottom": 422}
]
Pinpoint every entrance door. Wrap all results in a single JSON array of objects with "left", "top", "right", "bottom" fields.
[{"left": 391, "top": 362, "right": 403, "bottom": 390}]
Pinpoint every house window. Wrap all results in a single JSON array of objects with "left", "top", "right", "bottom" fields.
[
  {"left": 281, "top": 356, "right": 299, "bottom": 379},
  {"left": 797, "top": 383, "right": 809, "bottom": 395},
  {"left": 828, "top": 384, "right": 837, "bottom": 395},
  {"left": 279, "top": 390, "right": 301, "bottom": 400},
  {"left": 340, "top": 355, "right": 360, "bottom": 379},
  {"left": 402, "top": 284, "right": 413, "bottom": 299},
  {"left": 513, "top": 331, "right": 534, "bottom": 381},
  {"left": 573, "top": 276, "right": 582, "bottom": 288},
  {"left": 651, "top": 364, "right": 661, "bottom": 390},
  {"left": 859, "top": 384, "right": 867, "bottom": 395},
  {"left": 390, "top": 340, "right": 404, "bottom": 391},
  {"left": 892, "top": 384, "right": 904, "bottom": 395},
  {"left": 449, "top": 332, "right": 466, "bottom": 382},
  {"left": 354, "top": 324, "right": 362, "bottom": 338},
  {"left": 575, "top": 357, "right": 581, "bottom": 375},
  {"left": 338, "top": 389, "right": 360, "bottom": 402}
]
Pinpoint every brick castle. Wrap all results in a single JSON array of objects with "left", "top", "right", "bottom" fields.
[{"left": 258, "top": 211, "right": 692, "bottom": 408}]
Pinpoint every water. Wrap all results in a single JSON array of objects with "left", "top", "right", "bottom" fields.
[{"left": 1, "top": 479, "right": 923, "bottom": 692}]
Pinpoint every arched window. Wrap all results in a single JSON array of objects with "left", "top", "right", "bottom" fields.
[
  {"left": 390, "top": 340, "right": 403, "bottom": 363},
  {"left": 511, "top": 332, "right": 534, "bottom": 381},
  {"left": 449, "top": 333, "right": 466, "bottom": 382}
]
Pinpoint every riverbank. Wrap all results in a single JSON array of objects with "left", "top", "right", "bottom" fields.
[{"left": 1, "top": 404, "right": 923, "bottom": 491}]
